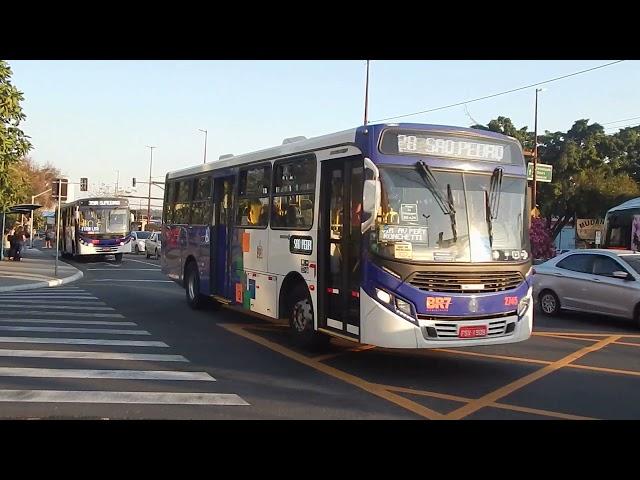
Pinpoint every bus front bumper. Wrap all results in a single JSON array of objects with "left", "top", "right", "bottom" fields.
[{"left": 360, "top": 288, "right": 533, "bottom": 349}]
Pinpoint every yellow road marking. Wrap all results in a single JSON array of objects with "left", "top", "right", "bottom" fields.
[
  {"left": 434, "top": 348, "right": 551, "bottom": 365},
  {"left": 570, "top": 363, "right": 640, "bottom": 377},
  {"left": 533, "top": 333, "right": 601, "bottom": 342},
  {"left": 535, "top": 331, "right": 640, "bottom": 338},
  {"left": 219, "top": 323, "right": 445, "bottom": 420},
  {"left": 312, "top": 344, "right": 376, "bottom": 362},
  {"left": 378, "top": 384, "right": 594, "bottom": 420},
  {"left": 444, "top": 335, "right": 621, "bottom": 420},
  {"left": 613, "top": 340, "right": 640, "bottom": 348}
]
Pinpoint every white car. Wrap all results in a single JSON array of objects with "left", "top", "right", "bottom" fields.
[
  {"left": 145, "top": 231, "right": 161, "bottom": 259},
  {"left": 129, "top": 230, "right": 151, "bottom": 255}
]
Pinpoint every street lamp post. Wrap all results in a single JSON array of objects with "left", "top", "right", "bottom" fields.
[
  {"left": 30, "top": 187, "right": 50, "bottom": 248},
  {"left": 115, "top": 170, "right": 120, "bottom": 196},
  {"left": 146, "top": 146, "right": 155, "bottom": 230},
  {"left": 199, "top": 129, "right": 208, "bottom": 164}
]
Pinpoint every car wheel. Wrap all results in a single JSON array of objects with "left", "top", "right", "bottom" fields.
[
  {"left": 155, "top": 248, "right": 159, "bottom": 260},
  {"left": 539, "top": 290, "right": 560, "bottom": 316},
  {"left": 146, "top": 250, "right": 150, "bottom": 259},
  {"left": 289, "top": 287, "right": 329, "bottom": 351}
]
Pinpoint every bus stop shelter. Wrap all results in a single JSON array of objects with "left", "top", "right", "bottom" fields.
[{"left": 1, "top": 203, "right": 42, "bottom": 261}]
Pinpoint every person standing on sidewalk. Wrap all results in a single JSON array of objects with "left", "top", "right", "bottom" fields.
[
  {"left": 2, "top": 228, "right": 10, "bottom": 260},
  {"left": 10, "top": 227, "right": 25, "bottom": 261}
]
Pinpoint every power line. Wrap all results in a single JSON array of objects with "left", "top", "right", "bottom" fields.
[
  {"left": 601, "top": 115, "right": 640, "bottom": 125},
  {"left": 372, "top": 60, "right": 625, "bottom": 123}
]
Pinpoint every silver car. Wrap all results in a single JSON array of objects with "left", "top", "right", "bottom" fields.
[
  {"left": 532, "top": 249, "right": 640, "bottom": 327},
  {"left": 129, "top": 230, "right": 151, "bottom": 255},
  {"left": 145, "top": 231, "right": 161, "bottom": 259}
]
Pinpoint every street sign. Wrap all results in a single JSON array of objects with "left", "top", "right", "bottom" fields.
[
  {"left": 80, "top": 177, "right": 88, "bottom": 191},
  {"left": 527, "top": 163, "right": 553, "bottom": 183},
  {"left": 51, "top": 178, "right": 69, "bottom": 200}
]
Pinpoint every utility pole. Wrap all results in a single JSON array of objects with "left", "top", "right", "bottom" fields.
[
  {"left": 115, "top": 170, "right": 120, "bottom": 196},
  {"left": 532, "top": 88, "right": 543, "bottom": 214},
  {"left": 363, "top": 60, "right": 370, "bottom": 126},
  {"left": 55, "top": 181, "right": 62, "bottom": 276},
  {"left": 199, "top": 129, "right": 208, "bottom": 164},
  {"left": 146, "top": 146, "right": 155, "bottom": 230}
]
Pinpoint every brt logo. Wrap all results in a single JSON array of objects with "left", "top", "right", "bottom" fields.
[{"left": 426, "top": 297, "right": 452, "bottom": 311}]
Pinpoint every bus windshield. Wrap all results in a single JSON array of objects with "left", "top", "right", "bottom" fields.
[
  {"left": 371, "top": 166, "right": 528, "bottom": 263},
  {"left": 79, "top": 208, "right": 129, "bottom": 235}
]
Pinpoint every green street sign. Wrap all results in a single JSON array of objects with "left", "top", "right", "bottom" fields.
[{"left": 527, "top": 162, "right": 552, "bottom": 183}]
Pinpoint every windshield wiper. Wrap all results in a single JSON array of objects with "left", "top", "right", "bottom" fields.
[
  {"left": 488, "top": 167, "right": 503, "bottom": 219},
  {"left": 484, "top": 167, "right": 504, "bottom": 248},
  {"left": 416, "top": 161, "right": 457, "bottom": 243},
  {"left": 416, "top": 161, "right": 455, "bottom": 215}
]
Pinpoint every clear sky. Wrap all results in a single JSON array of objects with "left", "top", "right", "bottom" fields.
[{"left": 7, "top": 60, "right": 640, "bottom": 202}]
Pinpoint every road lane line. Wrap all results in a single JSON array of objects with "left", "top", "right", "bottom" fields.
[
  {"left": 312, "top": 344, "right": 377, "bottom": 362},
  {"left": 126, "top": 258, "right": 161, "bottom": 268},
  {"left": 0, "top": 301, "right": 107, "bottom": 306},
  {"left": 89, "top": 279, "right": 173, "bottom": 283},
  {"left": 445, "top": 335, "right": 621, "bottom": 420},
  {"left": 0, "top": 390, "right": 248, "bottom": 405},
  {"left": 0, "top": 367, "right": 215, "bottom": 381},
  {"left": 0, "top": 349, "right": 187, "bottom": 362},
  {"left": 0, "top": 319, "right": 136, "bottom": 326},
  {"left": 433, "top": 348, "right": 551, "bottom": 365},
  {"left": 0, "top": 337, "right": 168, "bottom": 347},
  {"left": 0, "top": 326, "right": 150, "bottom": 335},
  {"left": 86, "top": 269, "right": 160, "bottom": 271},
  {"left": 0, "top": 311, "right": 124, "bottom": 318},
  {"left": 0, "top": 304, "right": 114, "bottom": 311},
  {"left": 220, "top": 323, "right": 445, "bottom": 420}
]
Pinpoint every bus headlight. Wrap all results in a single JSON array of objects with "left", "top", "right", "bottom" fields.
[
  {"left": 395, "top": 298, "right": 413, "bottom": 317},
  {"left": 517, "top": 296, "right": 531, "bottom": 317},
  {"left": 375, "top": 288, "right": 392, "bottom": 304}
]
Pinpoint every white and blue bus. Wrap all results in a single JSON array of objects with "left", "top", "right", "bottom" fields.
[
  {"left": 162, "top": 124, "right": 533, "bottom": 349},
  {"left": 60, "top": 197, "right": 132, "bottom": 262}
]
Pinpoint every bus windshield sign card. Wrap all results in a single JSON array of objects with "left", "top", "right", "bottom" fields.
[
  {"left": 290, "top": 235, "right": 313, "bottom": 255},
  {"left": 380, "top": 226, "right": 427, "bottom": 243},
  {"left": 400, "top": 204, "right": 418, "bottom": 222}
]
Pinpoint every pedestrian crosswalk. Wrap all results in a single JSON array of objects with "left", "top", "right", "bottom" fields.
[{"left": 0, "top": 286, "right": 249, "bottom": 416}]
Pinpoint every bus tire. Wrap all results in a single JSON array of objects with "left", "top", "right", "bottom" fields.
[
  {"left": 146, "top": 251, "right": 151, "bottom": 259},
  {"left": 114, "top": 253, "right": 123, "bottom": 263},
  {"left": 134, "top": 245, "right": 139, "bottom": 255},
  {"left": 185, "top": 262, "right": 204, "bottom": 310},
  {"left": 289, "top": 287, "right": 329, "bottom": 351}
]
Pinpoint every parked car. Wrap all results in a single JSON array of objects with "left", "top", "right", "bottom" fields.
[
  {"left": 532, "top": 249, "right": 640, "bottom": 327},
  {"left": 129, "top": 230, "right": 151, "bottom": 254},
  {"left": 145, "top": 231, "right": 161, "bottom": 259}
]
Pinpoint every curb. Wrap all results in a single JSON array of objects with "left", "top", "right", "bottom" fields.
[{"left": 0, "top": 269, "right": 84, "bottom": 293}]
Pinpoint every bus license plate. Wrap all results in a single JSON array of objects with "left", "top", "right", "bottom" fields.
[{"left": 459, "top": 325, "right": 487, "bottom": 338}]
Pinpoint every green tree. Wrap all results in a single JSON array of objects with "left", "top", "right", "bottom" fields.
[
  {"left": 472, "top": 116, "right": 640, "bottom": 240},
  {"left": 0, "top": 60, "right": 32, "bottom": 212}
]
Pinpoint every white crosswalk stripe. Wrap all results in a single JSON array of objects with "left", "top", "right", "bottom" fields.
[{"left": 0, "top": 287, "right": 249, "bottom": 412}]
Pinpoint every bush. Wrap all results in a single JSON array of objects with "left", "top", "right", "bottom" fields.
[{"left": 530, "top": 217, "right": 555, "bottom": 260}]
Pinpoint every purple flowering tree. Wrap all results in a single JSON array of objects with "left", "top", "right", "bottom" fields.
[{"left": 530, "top": 217, "right": 555, "bottom": 260}]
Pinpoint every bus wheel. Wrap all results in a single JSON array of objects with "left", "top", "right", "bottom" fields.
[
  {"left": 134, "top": 245, "right": 139, "bottom": 255},
  {"left": 185, "top": 262, "right": 204, "bottom": 310},
  {"left": 146, "top": 250, "right": 151, "bottom": 259},
  {"left": 289, "top": 289, "right": 329, "bottom": 350},
  {"left": 114, "top": 253, "right": 123, "bottom": 263}
]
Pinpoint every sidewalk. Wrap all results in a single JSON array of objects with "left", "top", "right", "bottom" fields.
[{"left": 0, "top": 247, "right": 83, "bottom": 292}]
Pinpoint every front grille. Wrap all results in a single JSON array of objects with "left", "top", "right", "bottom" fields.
[
  {"left": 407, "top": 271, "right": 524, "bottom": 293},
  {"left": 95, "top": 247, "right": 118, "bottom": 252},
  {"left": 433, "top": 319, "right": 508, "bottom": 338},
  {"left": 417, "top": 311, "right": 515, "bottom": 322}
]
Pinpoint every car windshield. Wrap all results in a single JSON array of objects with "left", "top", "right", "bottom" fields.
[
  {"left": 620, "top": 255, "right": 640, "bottom": 274},
  {"left": 136, "top": 231, "right": 151, "bottom": 239}
]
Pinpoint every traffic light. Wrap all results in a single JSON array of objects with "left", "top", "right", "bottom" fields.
[
  {"left": 132, "top": 178, "right": 136, "bottom": 187},
  {"left": 80, "top": 177, "right": 88, "bottom": 191},
  {"left": 51, "top": 178, "right": 69, "bottom": 201}
]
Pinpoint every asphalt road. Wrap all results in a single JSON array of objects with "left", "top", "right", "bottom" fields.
[{"left": 1, "top": 246, "right": 639, "bottom": 419}]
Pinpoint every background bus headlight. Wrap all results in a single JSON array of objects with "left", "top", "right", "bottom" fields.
[{"left": 517, "top": 296, "right": 531, "bottom": 317}]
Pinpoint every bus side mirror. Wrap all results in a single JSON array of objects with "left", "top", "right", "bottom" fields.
[{"left": 362, "top": 158, "right": 381, "bottom": 234}]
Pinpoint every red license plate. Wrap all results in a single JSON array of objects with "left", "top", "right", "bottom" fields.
[{"left": 458, "top": 325, "right": 487, "bottom": 338}]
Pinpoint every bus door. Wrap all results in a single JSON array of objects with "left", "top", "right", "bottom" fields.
[
  {"left": 211, "top": 176, "right": 234, "bottom": 298},
  {"left": 319, "top": 156, "right": 363, "bottom": 339}
]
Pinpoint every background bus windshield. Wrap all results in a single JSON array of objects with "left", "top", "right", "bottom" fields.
[
  {"left": 79, "top": 208, "right": 129, "bottom": 235},
  {"left": 371, "top": 167, "right": 528, "bottom": 263}
]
